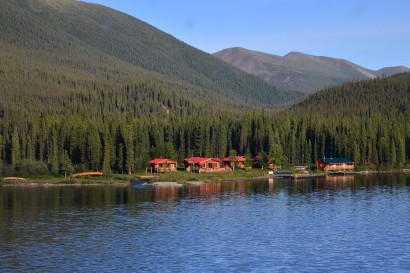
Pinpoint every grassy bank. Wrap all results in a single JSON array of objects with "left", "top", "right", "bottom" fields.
[
  {"left": 0, "top": 174, "right": 132, "bottom": 186},
  {"left": 0, "top": 169, "right": 269, "bottom": 185},
  {"left": 2, "top": 168, "right": 409, "bottom": 186},
  {"left": 149, "top": 169, "right": 268, "bottom": 183}
]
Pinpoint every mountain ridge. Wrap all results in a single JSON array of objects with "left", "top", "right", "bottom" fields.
[
  {"left": 214, "top": 47, "right": 410, "bottom": 94},
  {"left": 0, "top": 0, "right": 301, "bottom": 113}
]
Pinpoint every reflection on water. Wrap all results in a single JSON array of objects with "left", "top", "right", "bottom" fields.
[
  {"left": 2, "top": 174, "right": 406, "bottom": 244},
  {"left": 1, "top": 173, "right": 408, "bottom": 219},
  {"left": 1, "top": 173, "right": 409, "bottom": 272}
]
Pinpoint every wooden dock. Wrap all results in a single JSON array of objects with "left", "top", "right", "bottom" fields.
[
  {"left": 293, "top": 173, "right": 326, "bottom": 179},
  {"left": 327, "top": 171, "right": 356, "bottom": 176},
  {"left": 138, "top": 175, "right": 156, "bottom": 180}
]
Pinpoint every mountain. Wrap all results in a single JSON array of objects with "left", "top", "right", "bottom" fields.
[
  {"left": 214, "top": 47, "right": 410, "bottom": 94},
  {"left": 1, "top": 0, "right": 408, "bottom": 176},
  {"left": 376, "top": 66, "right": 410, "bottom": 77},
  {"left": 0, "top": 0, "right": 302, "bottom": 120}
]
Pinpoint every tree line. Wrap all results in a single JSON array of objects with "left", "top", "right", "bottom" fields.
[
  {"left": 0, "top": 105, "right": 408, "bottom": 177},
  {"left": 1, "top": 52, "right": 409, "bottom": 177}
]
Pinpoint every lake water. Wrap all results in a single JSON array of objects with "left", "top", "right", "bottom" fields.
[{"left": 1, "top": 173, "right": 410, "bottom": 272}]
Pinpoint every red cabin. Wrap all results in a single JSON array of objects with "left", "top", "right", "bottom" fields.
[
  {"left": 222, "top": 156, "right": 246, "bottom": 169},
  {"left": 183, "top": 157, "right": 224, "bottom": 173},
  {"left": 149, "top": 158, "right": 177, "bottom": 173},
  {"left": 251, "top": 155, "right": 264, "bottom": 168}
]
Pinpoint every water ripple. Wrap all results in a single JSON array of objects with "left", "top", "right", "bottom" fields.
[{"left": 1, "top": 174, "right": 410, "bottom": 272}]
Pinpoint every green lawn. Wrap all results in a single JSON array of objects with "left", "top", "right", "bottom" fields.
[
  {"left": 149, "top": 169, "right": 268, "bottom": 183},
  {"left": 0, "top": 169, "right": 269, "bottom": 185}
]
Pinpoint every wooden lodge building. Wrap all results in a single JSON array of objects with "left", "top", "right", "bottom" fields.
[
  {"left": 222, "top": 156, "right": 246, "bottom": 169},
  {"left": 149, "top": 158, "right": 178, "bottom": 173},
  {"left": 149, "top": 155, "right": 250, "bottom": 174},
  {"left": 148, "top": 156, "right": 355, "bottom": 174},
  {"left": 316, "top": 157, "right": 355, "bottom": 172},
  {"left": 251, "top": 155, "right": 263, "bottom": 167},
  {"left": 183, "top": 157, "right": 225, "bottom": 173}
]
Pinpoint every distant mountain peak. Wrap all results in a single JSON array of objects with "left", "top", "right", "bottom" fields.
[
  {"left": 377, "top": 66, "right": 410, "bottom": 76},
  {"left": 214, "top": 47, "right": 409, "bottom": 94},
  {"left": 284, "top": 51, "right": 309, "bottom": 58}
]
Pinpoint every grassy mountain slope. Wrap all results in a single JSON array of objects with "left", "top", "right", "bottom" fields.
[
  {"left": 214, "top": 47, "right": 410, "bottom": 94},
  {"left": 0, "top": 0, "right": 301, "bottom": 117}
]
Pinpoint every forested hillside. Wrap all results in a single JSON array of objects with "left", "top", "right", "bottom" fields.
[
  {"left": 0, "top": 0, "right": 409, "bottom": 177},
  {"left": 0, "top": 0, "right": 300, "bottom": 111},
  {"left": 288, "top": 73, "right": 410, "bottom": 167},
  {"left": 1, "top": 71, "right": 409, "bottom": 176}
]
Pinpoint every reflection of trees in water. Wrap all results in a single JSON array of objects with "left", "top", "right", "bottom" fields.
[
  {"left": 354, "top": 172, "right": 409, "bottom": 190},
  {"left": 151, "top": 180, "right": 277, "bottom": 202},
  {"left": 1, "top": 174, "right": 408, "bottom": 220},
  {"left": 271, "top": 173, "right": 409, "bottom": 196},
  {"left": 150, "top": 174, "right": 409, "bottom": 202}
]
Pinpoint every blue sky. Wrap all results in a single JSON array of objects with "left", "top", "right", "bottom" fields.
[{"left": 81, "top": 0, "right": 410, "bottom": 70}]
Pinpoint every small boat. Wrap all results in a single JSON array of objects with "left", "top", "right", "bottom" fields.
[{"left": 129, "top": 179, "right": 150, "bottom": 189}]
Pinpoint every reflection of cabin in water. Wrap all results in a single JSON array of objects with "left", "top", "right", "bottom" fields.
[
  {"left": 222, "top": 156, "right": 246, "bottom": 169},
  {"left": 149, "top": 158, "right": 177, "bottom": 173},
  {"left": 183, "top": 157, "right": 224, "bottom": 173},
  {"left": 316, "top": 157, "right": 355, "bottom": 172}
]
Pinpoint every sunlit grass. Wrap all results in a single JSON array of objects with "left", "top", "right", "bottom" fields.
[
  {"left": 149, "top": 169, "right": 267, "bottom": 183},
  {"left": 1, "top": 169, "right": 269, "bottom": 185}
]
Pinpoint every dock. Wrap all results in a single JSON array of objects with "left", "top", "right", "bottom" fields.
[
  {"left": 327, "top": 171, "right": 356, "bottom": 176},
  {"left": 138, "top": 175, "right": 156, "bottom": 179},
  {"left": 293, "top": 173, "right": 326, "bottom": 179}
]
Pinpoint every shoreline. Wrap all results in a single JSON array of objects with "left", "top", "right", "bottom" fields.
[{"left": 1, "top": 169, "right": 408, "bottom": 187}]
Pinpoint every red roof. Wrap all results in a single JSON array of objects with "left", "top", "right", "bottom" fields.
[
  {"left": 149, "top": 158, "right": 177, "bottom": 164},
  {"left": 222, "top": 156, "right": 246, "bottom": 162},
  {"left": 184, "top": 157, "right": 222, "bottom": 164},
  {"left": 252, "top": 155, "right": 263, "bottom": 161}
]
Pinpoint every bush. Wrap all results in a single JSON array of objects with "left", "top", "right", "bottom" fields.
[
  {"left": 1, "top": 165, "right": 17, "bottom": 177},
  {"left": 15, "top": 160, "right": 49, "bottom": 177}
]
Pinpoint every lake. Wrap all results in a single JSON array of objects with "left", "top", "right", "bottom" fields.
[{"left": 1, "top": 173, "right": 409, "bottom": 272}]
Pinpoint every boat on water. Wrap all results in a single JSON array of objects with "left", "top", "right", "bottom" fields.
[{"left": 129, "top": 179, "right": 151, "bottom": 189}]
